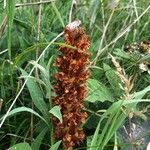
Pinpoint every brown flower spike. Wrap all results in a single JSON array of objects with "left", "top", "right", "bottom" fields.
[{"left": 53, "top": 22, "right": 90, "bottom": 150}]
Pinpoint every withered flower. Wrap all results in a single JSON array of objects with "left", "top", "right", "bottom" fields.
[{"left": 53, "top": 22, "right": 90, "bottom": 150}]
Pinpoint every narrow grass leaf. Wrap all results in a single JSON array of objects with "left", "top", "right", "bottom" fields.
[
  {"left": 132, "top": 85, "right": 150, "bottom": 99},
  {"left": 14, "top": 42, "right": 75, "bottom": 66},
  {"left": 91, "top": 100, "right": 126, "bottom": 150},
  {"left": 31, "top": 127, "right": 48, "bottom": 150},
  {"left": 6, "top": 0, "right": 15, "bottom": 60},
  {"left": 89, "top": 121, "right": 100, "bottom": 150},
  {"left": 0, "top": 106, "right": 48, "bottom": 125},
  {"left": 11, "top": 120, "right": 27, "bottom": 144},
  {"left": 88, "top": 0, "right": 100, "bottom": 28},
  {"left": 49, "top": 140, "right": 62, "bottom": 150},
  {"left": 138, "top": 54, "right": 150, "bottom": 63},
  {"left": 51, "top": 2, "right": 65, "bottom": 28},
  {"left": 114, "top": 133, "right": 118, "bottom": 150},
  {"left": 98, "top": 116, "right": 115, "bottom": 150}
]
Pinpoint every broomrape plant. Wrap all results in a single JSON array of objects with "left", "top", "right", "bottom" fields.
[{"left": 53, "top": 22, "right": 90, "bottom": 150}]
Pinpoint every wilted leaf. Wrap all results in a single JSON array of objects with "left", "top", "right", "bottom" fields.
[{"left": 107, "top": 0, "right": 119, "bottom": 10}]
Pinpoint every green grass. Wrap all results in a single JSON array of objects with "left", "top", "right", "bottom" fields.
[{"left": 0, "top": 0, "right": 150, "bottom": 150}]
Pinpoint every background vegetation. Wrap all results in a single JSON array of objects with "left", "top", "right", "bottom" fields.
[{"left": 0, "top": 0, "right": 150, "bottom": 149}]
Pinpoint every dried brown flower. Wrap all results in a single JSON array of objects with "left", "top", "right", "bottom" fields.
[{"left": 53, "top": 25, "right": 90, "bottom": 149}]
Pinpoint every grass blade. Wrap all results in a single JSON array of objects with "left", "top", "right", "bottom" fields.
[
  {"left": 0, "top": 106, "right": 48, "bottom": 125},
  {"left": 6, "top": 0, "right": 15, "bottom": 60},
  {"left": 49, "top": 140, "right": 62, "bottom": 150},
  {"left": 31, "top": 127, "right": 48, "bottom": 150}
]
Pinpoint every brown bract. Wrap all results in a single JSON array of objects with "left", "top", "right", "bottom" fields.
[{"left": 53, "top": 26, "right": 90, "bottom": 150}]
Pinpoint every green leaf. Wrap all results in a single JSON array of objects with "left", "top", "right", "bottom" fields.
[
  {"left": 6, "top": 0, "right": 16, "bottom": 60},
  {"left": 14, "top": 42, "right": 75, "bottom": 66},
  {"left": 88, "top": 0, "right": 100, "bottom": 28},
  {"left": 8, "top": 142, "right": 32, "bottom": 150},
  {"left": 0, "top": 107, "right": 48, "bottom": 126},
  {"left": 87, "top": 135, "right": 92, "bottom": 147},
  {"left": 31, "top": 127, "right": 48, "bottom": 150},
  {"left": 20, "top": 69, "right": 49, "bottom": 120},
  {"left": 89, "top": 121, "right": 101, "bottom": 150},
  {"left": 51, "top": 2, "right": 65, "bottom": 28},
  {"left": 49, "top": 106, "right": 62, "bottom": 123},
  {"left": 132, "top": 85, "right": 150, "bottom": 99},
  {"left": 86, "top": 79, "right": 114, "bottom": 103},
  {"left": 113, "top": 48, "right": 130, "bottom": 59},
  {"left": 103, "top": 63, "right": 122, "bottom": 96},
  {"left": 29, "top": 61, "right": 49, "bottom": 79},
  {"left": 138, "top": 54, "right": 150, "bottom": 63},
  {"left": 49, "top": 140, "right": 62, "bottom": 150},
  {"left": 14, "top": 45, "right": 37, "bottom": 66}
]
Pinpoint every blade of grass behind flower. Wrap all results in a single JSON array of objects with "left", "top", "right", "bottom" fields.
[
  {"left": 31, "top": 127, "right": 48, "bottom": 150},
  {"left": 90, "top": 99, "right": 125, "bottom": 150},
  {"left": 49, "top": 140, "right": 62, "bottom": 150},
  {"left": 6, "top": 0, "right": 15, "bottom": 60},
  {"left": 0, "top": 106, "right": 48, "bottom": 125},
  {"left": 51, "top": 2, "right": 65, "bottom": 28}
]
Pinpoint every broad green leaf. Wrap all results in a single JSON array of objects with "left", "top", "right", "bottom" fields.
[
  {"left": 113, "top": 48, "right": 130, "bottom": 59},
  {"left": 49, "top": 140, "right": 62, "bottom": 150},
  {"left": 103, "top": 63, "right": 122, "bottom": 97},
  {"left": 49, "top": 106, "right": 62, "bottom": 123},
  {"left": 0, "top": 107, "right": 48, "bottom": 125},
  {"left": 29, "top": 61, "right": 50, "bottom": 89},
  {"left": 29, "top": 61, "right": 49, "bottom": 79},
  {"left": 20, "top": 69, "right": 49, "bottom": 120},
  {"left": 86, "top": 79, "right": 114, "bottom": 102},
  {"left": 31, "top": 127, "right": 48, "bottom": 150},
  {"left": 20, "top": 76, "right": 47, "bottom": 88},
  {"left": 8, "top": 142, "right": 32, "bottom": 150}
]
